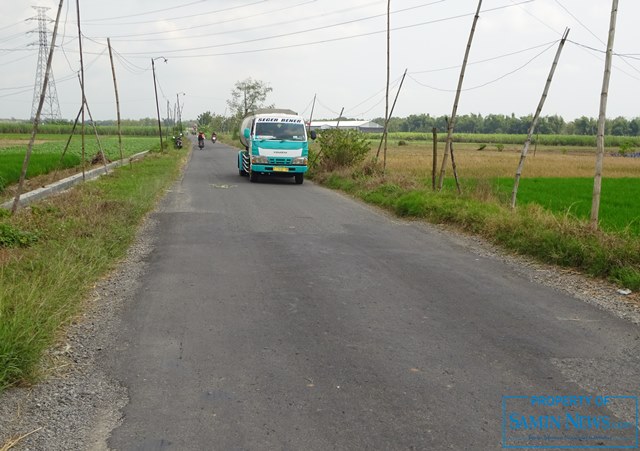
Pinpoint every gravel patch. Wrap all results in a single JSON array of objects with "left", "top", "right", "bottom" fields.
[{"left": 0, "top": 209, "right": 638, "bottom": 450}]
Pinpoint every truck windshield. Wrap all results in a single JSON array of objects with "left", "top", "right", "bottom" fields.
[{"left": 255, "top": 122, "right": 306, "bottom": 141}]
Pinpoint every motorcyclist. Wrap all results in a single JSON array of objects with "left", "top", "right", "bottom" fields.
[
  {"left": 211, "top": 132, "right": 217, "bottom": 143},
  {"left": 197, "top": 131, "right": 205, "bottom": 149}
]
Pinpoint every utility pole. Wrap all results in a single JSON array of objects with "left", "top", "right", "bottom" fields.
[
  {"left": 107, "top": 38, "right": 124, "bottom": 163},
  {"left": 76, "top": 0, "right": 86, "bottom": 180},
  {"left": 591, "top": 0, "right": 618, "bottom": 230},
  {"left": 383, "top": 0, "right": 391, "bottom": 175},
  {"left": 511, "top": 29, "right": 570, "bottom": 209},
  {"left": 437, "top": 0, "right": 482, "bottom": 191},
  {"left": 152, "top": 57, "right": 167, "bottom": 152}
]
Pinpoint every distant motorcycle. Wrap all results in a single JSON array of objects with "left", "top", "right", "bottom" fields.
[
  {"left": 211, "top": 133, "right": 217, "bottom": 144},
  {"left": 174, "top": 135, "right": 183, "bottom": 149},
  {"left": 198, "top": 138, "right": 205, "bottom": 149}
]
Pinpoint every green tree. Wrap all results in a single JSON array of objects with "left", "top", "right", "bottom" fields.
[
  {"left": 197, "top": 111, "right": 213, "bottom": 129},
  {"left": 227, "top": 78, "right": 273, "bottom": 118}
]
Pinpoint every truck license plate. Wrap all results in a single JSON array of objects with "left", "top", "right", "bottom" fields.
[{"left": 273, "top": 166, "right": 288, "bottom": 172}]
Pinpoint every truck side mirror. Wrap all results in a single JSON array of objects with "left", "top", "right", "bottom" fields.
[
  {"left": 310, "top": 130, "right": 317, "bottom": 140},
  {"left": 243, "top": 128, "right": 250, "bottom": 139}
]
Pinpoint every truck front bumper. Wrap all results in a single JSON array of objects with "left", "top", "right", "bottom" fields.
[{"left": 250, "top": 165, "right": 308, "bottom": 174}]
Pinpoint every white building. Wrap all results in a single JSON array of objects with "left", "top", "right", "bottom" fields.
[{"left": 309, "top": 120, "right": 383, "bottom": 133}]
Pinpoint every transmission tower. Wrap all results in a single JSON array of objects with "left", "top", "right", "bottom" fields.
[{"left": 29, "top": 6, "right": 61, "bottom": 121}]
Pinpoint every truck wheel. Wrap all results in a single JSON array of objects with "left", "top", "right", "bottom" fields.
[
  {"left": 249, "top": 171, "right": 259, "bottom": 183},
  {"left": 294, "top": 173, "right": 304, "bottom": 185}
]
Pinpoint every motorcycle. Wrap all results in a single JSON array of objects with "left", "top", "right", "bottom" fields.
[
  {"left": 211, "top": 135, "right": 217, "bottom": 144},
  {"left": 198, "top": 137, "right": 205, "bottom": 150},
  {"left": 174, "top": 135, "right": 183, "bottom": 149}
]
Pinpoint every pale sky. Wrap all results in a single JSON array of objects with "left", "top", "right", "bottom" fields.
[{"left": 1, "top": 0, "right": 638, "bottom": 123}]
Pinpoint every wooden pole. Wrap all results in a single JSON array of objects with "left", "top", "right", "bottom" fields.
[
  {"left": 152, "top": 58, "right": 164, "bottom": 152},
  {"left": 511, "top": 28, "right": 570, "bottom": 209},
  {"left": 76, "top": 0, "right": 86, "bottom": 181},
  {"left": 432, "top": 127, "right": 437, "bottom": 191},
  {"left": 437, "top": 0, "right": 482, "bottom": 191},
  {"left": 107, "top": 38, "right": 124, "bottom": 164},
  {"left": 335, "top": 106, "right": 344, "bottom": 128},
  {"left": 11, "top": 0, "right": 64, "bottom": 214},
  {"left": 77, "top": 74, "right": 109, "bottom": 173},
  {"left": 383, "top": 0, "right": 391, "bottom": 175},
  {"left": 591, "top": 0, "right": 618, "bottom": 230},
  {"left": 60, "top": 105, "right": 82, "bottom": 162},
  {"left": 376, "top": 68, "right": 408, "bottom": 160},
  {"left": 448, "top": 118, "right": 461, "bottom": 194},
  {"left": 307, "top": 93, "right": 316, "bottom": 134}
]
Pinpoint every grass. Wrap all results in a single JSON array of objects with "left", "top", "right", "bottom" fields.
[
  {"left": 0, "top": 135, "right": 160, "bottom": 191},
  {"left": 0, "top": 150, "right": 187, "bottom": 391},
  {"left": 493, "top": 177, "right": 640, "bottom": 235}
]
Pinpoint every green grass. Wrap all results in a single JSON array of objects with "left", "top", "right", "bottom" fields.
[
  {"left": 493, "top": 177, "right": 640, "bottom": 235},
  {"left": 0, "top": 151, "right": 186, "bottom": 391},
  {"left": 0, "top": 136, "right": 159, "bottom": 191}
]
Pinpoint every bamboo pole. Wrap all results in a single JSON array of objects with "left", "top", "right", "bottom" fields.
[
  {"left": 77, "top": 74, "right": 109, "bottom": 173},
  {"left": 307, "top": 93, "right": 316, "bottom": 134},
  {"left": 437, "top": 0, "right": 482, "bottom": 191},
  {"left": 60, "top": 105, "right": 82, "bottom": 162},
  {"left": 432, "top": 127, "right": 437, "bottom": 191},
  {"left": 591, "top": 0, "right": 618, "bottom": 230},
  {"left": 376, "top": 68, "right": 408, "bottom": 160},
  {"left": 11, "top": 0, "right": 64, "bottom": 214},
  {"left": 76, "top": 0, "right": 86, "bottom": 181},
  {"left": 383, "top": 0, "right": 391, "bottom": 175},
  {"left": 511, "top": 28, "right": 570, "bottom": 209},
  {"left": 107, "top": 38, "right": 124, "bottom": 164}
]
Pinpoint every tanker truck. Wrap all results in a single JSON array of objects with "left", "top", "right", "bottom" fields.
[{"left": 238, "top": 109, "right": 316, "bottom": 185}]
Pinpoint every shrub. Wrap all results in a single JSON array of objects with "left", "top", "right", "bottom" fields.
[{"left": 315, "top": 129, "right": 371, "bottom": 171}]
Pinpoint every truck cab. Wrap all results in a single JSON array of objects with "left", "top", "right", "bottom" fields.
[{"left": 238, "top": 109, "right": 315, "bottom": 185}]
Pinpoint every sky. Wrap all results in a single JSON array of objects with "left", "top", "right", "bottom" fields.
[{"left": 0, "top": 0, "right": 639, "bottom": 123}]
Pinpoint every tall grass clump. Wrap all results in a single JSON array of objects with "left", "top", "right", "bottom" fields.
[{"left": 0, "top": 151, "right": 187, "bottom": 391}]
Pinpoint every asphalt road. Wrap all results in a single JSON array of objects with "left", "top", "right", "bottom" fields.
[{"left": 106, "top": 138, "right": 640, "bottom": 450}]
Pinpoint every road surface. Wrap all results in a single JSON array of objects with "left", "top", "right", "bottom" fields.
[{"left": 105, "top": 138, "right": 640, "bottom": 450}]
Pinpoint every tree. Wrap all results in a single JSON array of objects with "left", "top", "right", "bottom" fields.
[
  {"left": 227, "top": 78, "right": 273, "bottom": 118},
  {"left": 197, "top": 111, "right": 213, "bottom": 128}
]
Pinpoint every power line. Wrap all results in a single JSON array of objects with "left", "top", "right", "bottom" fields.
[
  {"left": 117, "top": 0, "right": 446, "bottom": 55},
  {"left": 408, "top": 40, "right": 558, "bottom": 93},
  {"left": 84, "top": 0, "right": 268, "bottom": 27},
  {"left": 83, "top": 0, "right": 215, "bottom": 22},
  {"left": 109, "top": 0, "right": 533, "bottom": 59}
]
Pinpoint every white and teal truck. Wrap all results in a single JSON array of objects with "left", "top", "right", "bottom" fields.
[{"left": 238, "top": 109, "right": 315, "bottom": 185}]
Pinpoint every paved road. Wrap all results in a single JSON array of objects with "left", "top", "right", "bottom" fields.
[{"left": 106, "top": 138, "right": 639, "bottom": 450}]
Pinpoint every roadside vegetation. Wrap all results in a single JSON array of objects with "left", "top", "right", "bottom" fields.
[
  {"left": 0, "top": 143, "right": 187, "bottom": 391},
  {"left": 307, "top": 130, "right": 640, "bottom": 291}
]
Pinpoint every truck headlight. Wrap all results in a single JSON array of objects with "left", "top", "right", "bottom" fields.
[
  {"left": 291, "top": 156, "right": 308, "bottom": 165},
  {"left": 251, "top": 155, "right": 269, "bottom": 164}
]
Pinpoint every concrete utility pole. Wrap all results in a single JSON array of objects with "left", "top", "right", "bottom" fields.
[{"left": 591, "top": 0, "right": 618, "bottom": 230}]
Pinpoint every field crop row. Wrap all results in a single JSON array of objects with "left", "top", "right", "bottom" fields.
[{"left": 0, "top": 136, "right": 160, "bottom": 191}]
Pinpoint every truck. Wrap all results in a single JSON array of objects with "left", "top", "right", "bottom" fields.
[{"left": 238, "top": 109, "right": 316, "bottom": 185}]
